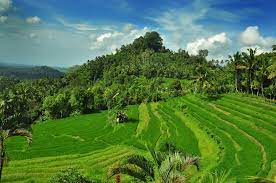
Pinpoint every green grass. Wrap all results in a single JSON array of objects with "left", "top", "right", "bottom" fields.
[{"left": 3, "top": 94, "right": 276, "bottom": 182}]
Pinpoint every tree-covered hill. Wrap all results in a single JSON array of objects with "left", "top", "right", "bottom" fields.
[
  {"left": 0, "top": 65, "right": 64, "bottom": 79},
  {"left": 0, "top": 31, "right": 275, "bottom": 183},
  {"left": 0, "top": 31, "right": 275, "bottom": 126}
]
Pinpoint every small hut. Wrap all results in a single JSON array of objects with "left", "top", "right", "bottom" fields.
[{"left": 116, "top": 111, "right": 128, "bottom": 123}]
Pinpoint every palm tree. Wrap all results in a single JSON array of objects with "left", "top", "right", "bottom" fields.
[
  {"left": 228, "top": 52, "right": 245, "bottom": 92},
  {"left": 193, "top": 63, "right": 210, "bottom": 94},
  {"left": 0, "top": 129, "right": 32, "bottom": 179},
  {"left": 242, "top": 48, "right": 257, "bottom": 94},
  {"left": 267, "top": 61, "right": 276, "bottom": 80},
  {"left": 108, "top": 144, "right": 199, "bottom": 182},
  {"left": 256, "top": 56, "right": 271, "bottom": 96}
]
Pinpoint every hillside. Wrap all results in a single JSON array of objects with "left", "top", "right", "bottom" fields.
[
  {"left": 0, "top": 65, "right": 64, "bottom": 79},
  {"left": 4, "top": 94, "right": 276, "bottom": 182},
  {"left": 0, "top": 31, "right": 275, "bottom": 183}
]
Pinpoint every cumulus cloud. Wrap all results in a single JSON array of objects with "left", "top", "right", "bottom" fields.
[
  {"left": 186, "top": 32, "right": 231, "bottom": 57},
  {"left": 150, "top": 8, "right": 206, "bottom": 49},
  {"left": 0, "top": 0, "right": 11, "bottom": 13},
  {"left": 96, "top": 32, "right": 113, "bottom": 42},
  {"left": 239, "top": 26, "right": 276, "bottom": 53},
  {"left": 26, "top": 16, "right": 41, "bottom": 24},
  {"left": 240, "top": 45, "right": 270, "bottom": 55},
  {"left": 0, "top": 15, "right": 7, "bottom": 23},
  {"left": 89, "top": 26, "right": 151, "bottom": 53}
]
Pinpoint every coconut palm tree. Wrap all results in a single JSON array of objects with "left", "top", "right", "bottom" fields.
[
  {"left": 267, "top": 61, "right": 276, "bottom": 80},
  {"left": 242, "top": 48, "right": 257, "bottom": 94},
  {"left": 228, "top": 52, "right": 246, "bottom": 92},
  {"left": 256, "top": 56, "right": 271, "bottom": 96},
  {"left": 193, "top": 63, "right": 210, "bottom": 94},
  {"left": 108, "top": 144, "right": 199, "bottom": 183}
]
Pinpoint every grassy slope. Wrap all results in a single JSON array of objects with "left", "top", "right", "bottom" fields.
[{"left": 3, "top": 94, "right": 276, "bottom": 182}]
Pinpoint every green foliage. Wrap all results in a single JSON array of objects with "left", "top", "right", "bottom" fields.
[
  {"left": 1, "top": 31, "right": 276, "bottom": 182},
  {"left": 108, "top": 143, "right": 200, "bottom": 183},
  {"left": 49, "top": 168, "right": 94, "bottom": 183},
  {"left": 43, "top": 87, "right": 95, "bottom": 119},
  {"left": 2, "top": 94, "right": 276, "bottom": 182},
  {"left": 0, "top": 65, "right": 64, "bottom": 79},
  {"left": 201, "top": 170, "right": 236, "bottom": 183}
]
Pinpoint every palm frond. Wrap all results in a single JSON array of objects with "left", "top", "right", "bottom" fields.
[
  {"left": 247, "top": 176, "right": 274, "bottom": 183},
  {"left": 201, "top": 170, "right": 235, "bottom": 183},
  {"left": 123, "top": 154, "right": 155, "bottom": 179},
  {"left": 159, "top": 153, "right": 179, "bottom": 183},
  {"left": 108, "top": 164, "right": 150, "bottom": 182},
  {"left": 168, "top": 171, "right": 186, "bottom": 183},
  {"left": 147, "top": 144, "right": 163, "bottom": 167},
  {"left": 180, "top": 155, "right": 200, "bottom": 171}
]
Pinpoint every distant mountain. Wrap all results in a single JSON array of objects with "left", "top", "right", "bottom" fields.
[
  {"left": 53, "top": 67, "right": 68, "bottom": 73},
  {"left": 0, "top": 64, "right": 64, "bottom": 79}
]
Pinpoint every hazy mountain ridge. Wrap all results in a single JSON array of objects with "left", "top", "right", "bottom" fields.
[{"left": 0, "top": 63, "right": 64, "bottom": 79}]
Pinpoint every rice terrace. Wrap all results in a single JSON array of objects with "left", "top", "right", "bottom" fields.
[
  {"left": 3, "top": 93, "right": 276, "bottom": 182},
  {"left": 1, "top": 0, "right": 276, "bottom": 183}
]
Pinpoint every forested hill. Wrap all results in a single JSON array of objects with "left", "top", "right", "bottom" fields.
[
  {"left": 0, "top": 31, "right": 275, "bottom": 126},
  {"left": 0, "top": 65, "right": 64, "bottom": 79}
]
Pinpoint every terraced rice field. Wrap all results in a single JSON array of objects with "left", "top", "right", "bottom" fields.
[{"left": 3, "top": 94, "right": 276, "bottom": 182}]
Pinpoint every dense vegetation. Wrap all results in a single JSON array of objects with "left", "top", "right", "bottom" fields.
[
  {"left": 0, "top": 65, "right": 64, "bottom": 79},
  {"left": 0, "top": 31, "right": 275, "bottom": 182},
  {"left": 1, "top": 32, "right": 275, "bottom": 123}
]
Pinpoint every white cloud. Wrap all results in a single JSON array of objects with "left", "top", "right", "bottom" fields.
[
  {"left": 186, "top": 32, "right": 231, "bottom": 57},
  {"left": 0, "top": 0, "right": 11, "bottom": 13},
  {"left": 240, "top": 45, "right": 270, "bottom": 55},
  {"left": 240, "top": 26, "right": 276, "bottom": 47},
  {"left": 57, "top": 18, "right": 102, "bottom": 32},
  {"left": 89, "top": 26, "right": 151, "bottom": 53},
  {"left": 26, "top": 16, "right": 41, "bottom": 24},
  {"left": 96, "top": 32, "right": 113, "bottom": 42},
  {"left": 0, "top": 15, "right": 7, "bottom": 23},
  {"left": 239, "top": 26, "right": 276, "bottom": 53},
  {"left": 150, "top": 8, "right": 206, "bottom": 49}
]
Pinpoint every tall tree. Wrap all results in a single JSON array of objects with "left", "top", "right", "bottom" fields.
[
  {"left": 229, "top": 52, "right": 245, "bottom": 92},
  {"left": 256, "top": 55, "right": 271, "bottom": 96},
  {"left": 242, "top": 48, "right": 257, "bottom": 94}
]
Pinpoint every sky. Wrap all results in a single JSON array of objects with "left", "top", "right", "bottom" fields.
[{"left": 0, "top": 0, "right": 276, "bottom": 67}]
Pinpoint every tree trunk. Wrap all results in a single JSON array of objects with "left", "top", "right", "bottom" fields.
[
  {"left": 247, "top": 70, "right": 250, "bottom": 93},
  {"left": 261, "top": 82, "right": 264, "bottom": 97},
  {"left": 249, "top": 70, "right": 253, "bottom": 95},
  {"left": 0, "top": 136, "right": 4, "bottom": 181},
  {"left": 235, "top": 71, "right": 238, "bottom": 92}
]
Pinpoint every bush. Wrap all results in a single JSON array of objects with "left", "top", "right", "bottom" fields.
[{"left": 49, "top": 168, "right": 94, "bottom": 183}]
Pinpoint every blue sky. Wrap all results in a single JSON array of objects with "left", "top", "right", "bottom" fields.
[{"left": 0, "top": 0, "right": 276, "bottom": 67}]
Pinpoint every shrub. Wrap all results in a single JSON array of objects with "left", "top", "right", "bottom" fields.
[{"left": 49, "top": 168, "right": 94, "bottom": 183}]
